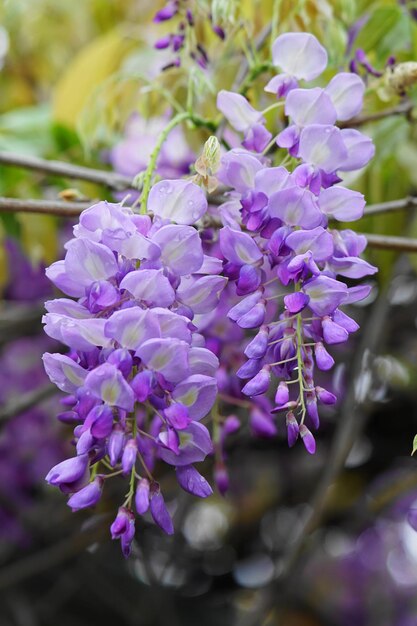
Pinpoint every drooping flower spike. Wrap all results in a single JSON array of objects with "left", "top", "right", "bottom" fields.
[{"left": 43, "top": 30, "right": 376, "bottom": 556}]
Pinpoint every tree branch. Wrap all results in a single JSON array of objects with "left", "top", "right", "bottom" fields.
[
  {"left": 339, "top": 100, "right": 413, "bottom": 128},
  {"left": 0, "top": 151, "right": 133, "bottom": 191},
  {"left": 364, "top": 196, "right": 417, "bottom": 217},
  {"left": 0, "top": 197, "right": 91, "bottom": 216},
  {"left": 361, "top": 232, "right": 417, "bottom": 252}
]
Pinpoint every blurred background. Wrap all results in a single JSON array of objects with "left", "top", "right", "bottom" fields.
[{"left": 1, "top": 0, "right": 417, "bottom": 624}]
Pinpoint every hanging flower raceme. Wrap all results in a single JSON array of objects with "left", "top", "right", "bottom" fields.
[
  {"left": 214, "top": 31, "right": 377, "bottom": 454},
  {"left": 43, "top": 182, "right": 226, "bottom": 556},
  {"left": 43, "top": 30, "right": 378, "bottom": 555}
]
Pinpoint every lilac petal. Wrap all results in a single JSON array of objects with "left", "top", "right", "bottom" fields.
[
  {"left": 344, "top": 284, "right": 372, "bottom": 304},
  {"left": 42, "top": 353, "right": 87, "bottom": 393},
  {"left": 298, "top": 125, "right": 348, "bottom": 173},
  {"left": 286, "top": 412, "right": 299, "bottom": 447},
  {"left": 164, "top": 403, "right": 191, "bottom": 430},
  {"left": 264, "top": 74, "right": 298, "bottom": 97},
  {"left": 276, "top": 125, "right": 300, "bottom": 150},
  {"left": 177, "top": 275, "right": 228, "bottom": 313},
  {"left": 189, "top": 347, "right": 219, "bottom": 377},
  {"left": 150, "top": 491, "right": 174, "bottom": 535},
  {"left": 153, "top": 308, "right": 193, "bottom": 343},
  {"left": 272, "top": 32, "right": 327, "bottom": 81},
  {"left": 254, "top": 166, "right": 291, "bottom": 195},
  {"left": 135, "top": 478, "right": 150, "bottom": 514},
  {"left": 122, "top": 439, "right": 138, "bottom": 474},
  {"left": 158, "top": 422, "right": 213, "bottom": 466},
  {"left": 237, "top": 301, "right": 266, "bottom": 329},
  {"left": 236, "top": 358, "right": 262, "bottom": 379},
  {"left": 43, "top": 315, "right": 111, "bottom": 351},
  {"left": 217, "top": 90, "right": 262, "bottom": 132},
  {"left": 151, "top": 224, "right": 204, "bottom": 275},
  {"left": 322, "top": 317, "right": 349, "bottom": 344},
  {"left": 46, "top": 454, "right": 89, "bottom": 486},
  {"left": 45, "top": 298, "right": 90, "bottom": 318},
  {"left": 318, "top": 186, "right": 365, "bottom": 221},
  {"left": 105, "top": 308, "right": 160, "bottom": 350},
  {"left": 84, "top": 405, "right": 114, "bottom": 439},
  {"left": 64, "top": 238, "right": 118, "bottom": 287},
  {"left": 284, "top": 292, "right": 309, "bottom": 314},
  {"left": 314, "top": 342, "right": 335, "bottom": 370},
  {"left": 267, "top": 187, "right": 323, "bottom": 228},
  {"left": 111, "top": 506, "right": 133, "bottom": 538},
  {"left": 228, "top": 290, "right": 262, "bottom": 322},
  {"left": 67, "top": 477, "right": 103, "bottom": 511},
  {"left": 46, "top": 260, "right": 85, "bottom": 297},
  {"left": 285, "top": 88, "right": 337, "bottom": 126},
  {"left": 316, "top": 386, "right": 337, "bottom": 405},
  {"left": 325, "top": 72, "right": 365, "bottom": 121},
  {"left": 87, "top": 280, "right": 119, "bottom": 312},
  {"left": 176, "top": 465, "right": 213, "bottom": 498},
  {"left": 242, "top": 367, "right": 270, "bottom": 396},
  {"left": 219, "top": 226, "right": 263, "bottom": 266},
  {"left": 275, "top": 381, "right": 289, "bottom": 405},
  {"left": 285, "top": 226, "right": 334, "bottom": 262},
  {"left": 306, "top": 396, "right": 320, "bottom": 430},
  {"left": 299, "top": 424, "right": 316, "bottom": 454},
  {"left": 218, "top": 149, "right": 263, "bottom": 193},
  {"left": 242, "top": 123, "right": 272, "bottom": 153},
  {"left": 244, "top": 327, "right": 269, "bottom": 359},
  {"left": 333, "top": 309, "right": 359, "bottom": 333},
  {"left": 172, "top": 374, "right": 217, "bottom": 420},
  {"left": 136, "top": 338, "right": 190, "bottom": 383},
  {"left": 120, "top": 269, "right": 175, "bottom": 307},
  {"left": 329, "top": 256, "right": 378, "bottom": 279},
  {"left": 148, "top": 179, "right": 207, "bottom": 225},
  {"left": 85, "top": 363, "right": 134, "bottom": 411},
  {"left": 303, "top": 276, "right": 348, "bottom": 316},
  {"left": 339, "top": 129, "right": 375, "bottom": 171},
  {"left": 108, "top": 425, "right": 125, "bottom": 466},
  {"left": 106, "top": 348, "right": 133, "bottom": 378},
  {"left": 130, "top": 370, "right": 155, "bottom": 402}
]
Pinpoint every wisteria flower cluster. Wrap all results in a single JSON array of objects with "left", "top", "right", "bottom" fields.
[{"left": 43, "top": 31, "right": 377, "bottom": 556}]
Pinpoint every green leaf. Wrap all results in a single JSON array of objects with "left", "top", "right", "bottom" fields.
[
  {"left": 355, "top": 6, "right": 403, "bottom": 57},
  {"left": 412, "top": 435, "right": 417, "bottom": 456}
]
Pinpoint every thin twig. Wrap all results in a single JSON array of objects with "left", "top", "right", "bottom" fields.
[
  {"left": 0, "top": 151, "right": 133, "bottom": 191},
  {"left": 339, "top": 100, "right": 414, "bottom": 128},
  {"left": 0, "top": 197, "right": 91, "bottom": 217},
  {"left": 361, "top": 232, "right": 417, "bottom": 252},
  {"left": 364, "top": 196, "right": 417, "bottom": 217},
  {"left": 0, "top": 384, "right": 57, "bottom": 422}
]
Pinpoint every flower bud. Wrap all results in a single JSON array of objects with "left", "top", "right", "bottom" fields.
[
  {"left": 242, "top": 366, "right": 271, "bottom": 396},
  {"left": 316, "top": 386, "right": 337, "bottom": 405},
  {"left": 314, "top": 342, "right": 334, "bottom": 370},
  {"left": 122, "top": 438, "right": 137, "bottom": 475},
  {"left": 67, "top": 476, "right": 103, "bottom": 511},
  {"left": 300, "top": 424, "right": 316, "bottom": 454},
  {"left": 244, "top": 327, "right": 269, "bottom": 359},
  {"left": 275, "top": 381, "right": 289, "bottom": 405},
  {"left": 286, "top": 412, "right": 299, "bottom": 447},
  {"left": 135, "top": 478, "right": 150, "bottom": 515}
]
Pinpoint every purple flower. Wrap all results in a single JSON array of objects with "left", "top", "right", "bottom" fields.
[
  {"left": 176, "top": 465, "right": 213, "bottom": 497},
  {"left": 150, "top": 489, "right": 174, "bottom": 535},
  {"left": 46, "top": 454, "right": 89, "bottom": 488},
  {"left": 148, "top": 179, "right": 207, "bottom": 225},
  {"left": 135, "top": 478, "right": 150, "bottom": 514},
  {"left": 272, "top": 32, "right": 328, "bottom": 81},
  {"left": 67, "top": 477, "right": 103, "bottom": 511},
  {"left": 85, "top": 363, "right": 134, "bottom": 411}
]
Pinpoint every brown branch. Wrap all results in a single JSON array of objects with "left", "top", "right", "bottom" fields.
[
  {"left": 361, "top": 232, "right": 417, "bottom": 252},
  {"left": 0, "top": 197, "right": 91, "bottom": 217},
  {"left": 0, "top": 151, "right": 133, "bottom": 191},
  {"left": 339, "top": 100, "right": 413, "bottom": 128},
  {"left": 364, "top": 196, "right": 417, "bottom": 217}
]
